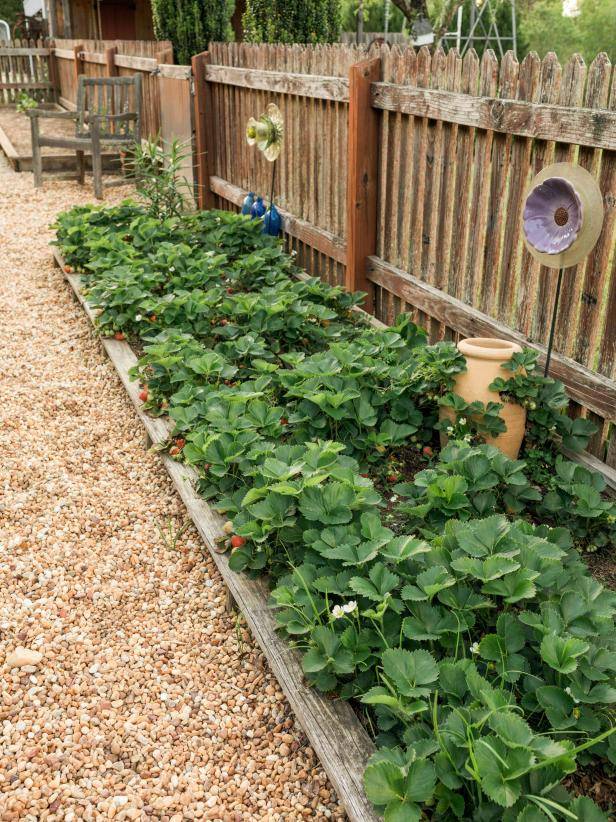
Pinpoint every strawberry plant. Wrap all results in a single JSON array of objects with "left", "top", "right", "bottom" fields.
[{"left": 55, "top": 200, "right": 616, "bottom": 822}]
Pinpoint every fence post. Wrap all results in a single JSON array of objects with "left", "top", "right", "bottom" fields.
[
  {"left": 105, "top": 46, "right": 117, "bottom": 77},
  {"left": 73, "top": 43, "right": 83, "bottom": 82},
  {"left": 345, "top": 57, "right": 380, "bottom": 314},
  {"left": 48, "top": 41, "right": 59, "bottom": 103},
  {"left": 191, "top": 50, "right": 216, "bottom": 210},
  {"left": 157, "top": 47, "right": 174, "bottom": 66}
]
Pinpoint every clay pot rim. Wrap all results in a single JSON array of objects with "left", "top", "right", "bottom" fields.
[{"left": 458, "top": 337, "right": 523, "bottom": 361}]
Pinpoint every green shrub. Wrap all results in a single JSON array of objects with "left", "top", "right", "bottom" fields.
[
  {"left": 243, "top": 0, "right": 340, "bottom": 44},
  {"left": 151, "top": 0, "right": 233, "bottom": 65}
]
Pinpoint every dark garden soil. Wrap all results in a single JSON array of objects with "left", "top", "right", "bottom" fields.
[{"left": 566, "top": 761, "right": 616, "bottom": 812}]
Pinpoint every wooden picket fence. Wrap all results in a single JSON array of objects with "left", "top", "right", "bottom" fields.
[
  {"left": 194, "top": 42, "right": 616, "bottom": 471},
  {"left": 52, "top": 39, "right": 174, "bottom": 138},
  {"left": 0, "top": 39, "right": 55, "bottom": 105}
]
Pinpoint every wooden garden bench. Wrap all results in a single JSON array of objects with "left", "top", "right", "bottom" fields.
[{"left": 27, "top": 74, "right": 142, "bottom": 199}]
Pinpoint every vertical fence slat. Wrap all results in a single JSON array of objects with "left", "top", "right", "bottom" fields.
[
  {"left": 448, "top": 49, "right": 479, "bottom": 302},
  {"left": 345, "top": 56, "right": 380, "bottom": 310},
  {"left": 497, "top": 51, "right": 540, "bottom": 326},
  {"left": 568, "top": 54, "right": 613, "bottom": 367},
  {"left": 464, "top": 50, "right": 499, "bottom": 306},
  {"left": 192, "top": 51, "right": 215, "bottom": 210}
]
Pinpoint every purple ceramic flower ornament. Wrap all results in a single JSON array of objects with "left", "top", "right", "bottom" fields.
[{"left": 523, "top": 177, "right": 583, "bottom": 254}]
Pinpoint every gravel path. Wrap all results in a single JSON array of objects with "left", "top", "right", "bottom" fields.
[{"left": 0, "top": 165, "right": 344, "bottom": 821}]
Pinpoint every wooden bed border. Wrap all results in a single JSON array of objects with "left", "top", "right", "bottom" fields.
[{"left": 52, "top": 249, "right": 379, "bottom": 822}]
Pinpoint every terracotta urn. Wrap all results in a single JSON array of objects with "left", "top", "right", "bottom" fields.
[{"left": 443, "top": 337, "right": 527, "bottom": 459}]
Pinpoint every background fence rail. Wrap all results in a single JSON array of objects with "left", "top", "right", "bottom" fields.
[
  {"left": 0, "top": 39, "right": 55, "bottom": 104},
  {"left": 196, "top": 41, "right": 616, "bottom": 469}
]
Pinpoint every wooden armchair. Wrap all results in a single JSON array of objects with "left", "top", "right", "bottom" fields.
[{"left": 27, "top": 74, "right": 142, "bottom": 199}]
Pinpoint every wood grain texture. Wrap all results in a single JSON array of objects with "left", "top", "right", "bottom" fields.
[
  {"left": 371, "top": 78, "right": 616, "bottom": 149},
  {"left": 192, "top": 51, "right": 216, "bottom": 210},
  {"left": 205, "top": 64, "right": 349, "bottom": 102},
  {"left": 55, "top": 249, "right": 378, "bottom": 822},
  {"left": 345, "top": 57, "right": 381, "bottom": 309}
]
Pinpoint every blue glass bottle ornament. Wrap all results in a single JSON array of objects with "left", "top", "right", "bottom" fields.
[
  {"left": 250, "top": 196, "right": 266, "bottom": 220},
  {"left": 241, "top": 191, "right": 255, "bottom": 215},
  {"left": 262, "top": 204, "right": 282, "bottom": 236}
]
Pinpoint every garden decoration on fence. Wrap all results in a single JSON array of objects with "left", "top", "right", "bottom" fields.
[
  {"left": 246, "top": 103, "right": 284, "bottom": 236},
  {"left": 522, "top": 163, "right": 604, "bottom": 376},
  {"left": 241, "top": 191, "right": 255, "bottom": 215}
]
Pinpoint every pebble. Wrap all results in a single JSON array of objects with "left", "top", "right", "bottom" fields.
[
  {"left": 5, "top": 647, "right": 43, "bottom": 668},
  {"left": 0, "top": 161, "right": 345, "bottom": 820}
]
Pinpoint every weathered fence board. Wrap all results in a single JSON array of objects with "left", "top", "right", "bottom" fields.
[
  {"left": 367, "top": 255, "right": 616, "bottom": 421},
  {"left": 205, "top": 64, "right": 349, "bottom": 102},
  {"left": 371, "top": 79, "right": 616, "bottom": 150}
]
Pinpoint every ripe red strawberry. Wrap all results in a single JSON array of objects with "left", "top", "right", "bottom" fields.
[
  {"left": 220, "top": 319, "right": 229, "bottom": 326},
  {"left": 114, "top": 332, "right": 125, "bottom": 341},
  {"left": 175, "top": 438, "right": 186, "bottom": 449},
  {"left": 169, "top": 445, "right": 181, "bottom": 456},
  {"left": 149, "top": 314, "right": 157, "bottom": 322},
  {"left": 280, "top": 417, "right": 288, "bottom": 426},
  {"left": 360, "top": 473, "right": 369, "bottom": 478},
  {"left": 64, "top": 264, "right": 73, "bottom": 274},
  {"left": 387, "top": 474, "right": 399, "bottom": 483},
  {"left": 422, "top": 446, "right": 434, "bottom": 458},
  {"left": 230, "top": 535, "right": 245, "bottom": 549},
  {"left": 138, "top": 388, "right": 148, "bottom": 402},
  {"left": 226, "top": 288, "right": 234, "bottom": 294}
]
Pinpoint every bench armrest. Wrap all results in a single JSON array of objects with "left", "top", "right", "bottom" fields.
[
  {"left": 26, "top": 109, "right": 78, "bottom": 120},
  {"left": 89, "top": 112, "right": 138, "bottom": 123}
]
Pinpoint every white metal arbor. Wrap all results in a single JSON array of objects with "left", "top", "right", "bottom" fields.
[{"left": 443, "top": 0, "right": 517, "bottom": 58}]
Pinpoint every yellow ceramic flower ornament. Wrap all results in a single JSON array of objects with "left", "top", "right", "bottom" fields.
[{"left": 246, "top": 103, "right": 284, "bottom": 162}]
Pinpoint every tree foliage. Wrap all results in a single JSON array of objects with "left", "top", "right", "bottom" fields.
[
  {"left": 0, "top": 0, "right": 22, "bottom": 30},
  {"left": 519, "top": 0, "right": 616, "bottom": 64},
  {"left": 340, "top": 0, "right": 407, "bottom": 34},
  {"left": 243, "top": 0, "right": 341, "bottom": 43},
  {"left": 151, "top": 0, "right": 233, "bottom": 64}
]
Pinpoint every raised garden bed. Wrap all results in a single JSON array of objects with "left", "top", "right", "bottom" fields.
[
  {"left": 0, "top": 105, "right": 119, "bottom": 173},
  {"left": 53, "top": 247, "right": 380, "bottom": 822},
  {"left": 53, "top": 201, "right": 616, "bottom": 821}
]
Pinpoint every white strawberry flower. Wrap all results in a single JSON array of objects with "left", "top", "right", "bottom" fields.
[
  {"left": 470, "top": 641, "right": 480, "bottom": 655},
  {"left": 331, "top": 605, "right": 345, "bottom": 619},
  {"left": 342, "top": 601, "right": 357, "bottom": 614},
  {"left": 565, "top": 686, "right": 580, "bottom": 704}
]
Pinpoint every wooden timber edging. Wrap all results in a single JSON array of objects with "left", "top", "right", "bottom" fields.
[
  {"left": 367, "top": 255, "right": 616, "bottom": 423},
  {"left": 53, "top": 248, "right": 380, "bottom": 822},
  {"left": 0, "top": 121, "right": 19, "bottom": 167},
  {"left": 371, "top": 82, "right": 616, "bottom": 151}
]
